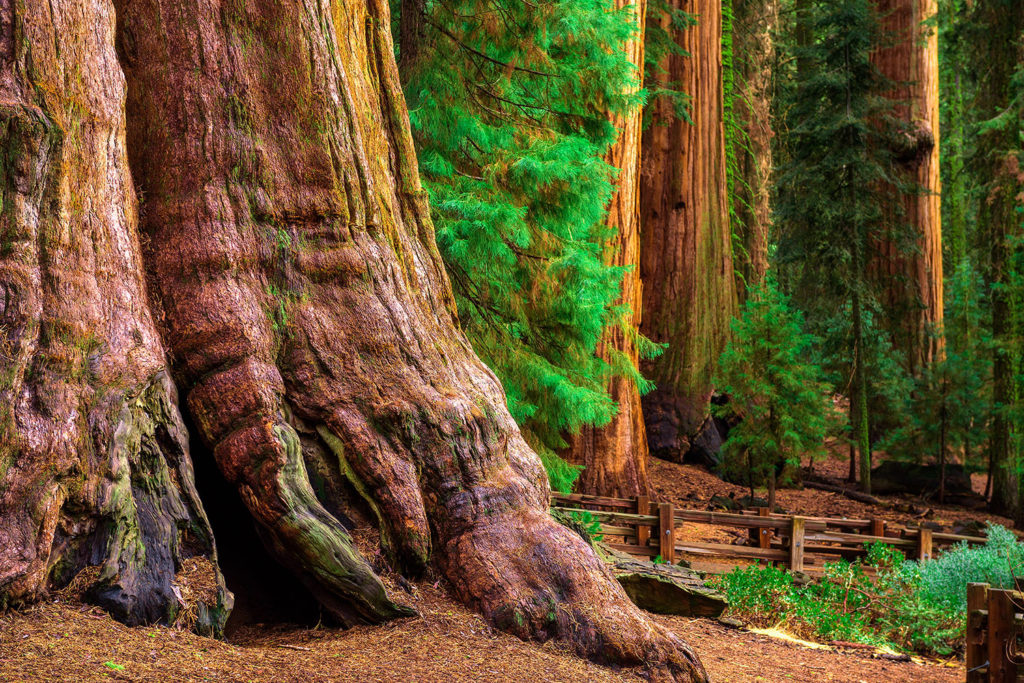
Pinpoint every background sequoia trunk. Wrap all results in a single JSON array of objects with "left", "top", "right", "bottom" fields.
[
  {"left": 640, "top": 0, "right": 738, "bottom": 463},
  {"left": 564, "top": 0, "right": 652, "bottom": 499},
  {"left": 870, "top": 0, "right": 944, "bottom": 375},
  {"left": 110, "top": 0, "right": 706, "bottom": 678},
  {"left": 730, "top": 0, "right": 777, "bottom": 295},
  {"left": 0, "top": 0, "right": 229, "bottom": 631}
]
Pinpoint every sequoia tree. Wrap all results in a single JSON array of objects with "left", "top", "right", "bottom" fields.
[
  {"left": 870, "top": 0, "right": 945, "bottom": 374},
  {"left": 640, "top": 0, "right": 738, "bottom": 462},
  {"left": 0, "top": 0, "right": 707, "bottom": 679},
  {"left": 564, "top": 0, "right": 654, "bottom": 498},
  {"left": 727, "top": 0, "right": 778, "bottom": 295}
]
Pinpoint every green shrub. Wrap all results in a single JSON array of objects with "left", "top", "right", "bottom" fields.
[{"left": 711, "top": 529, "right": 1024, "bottom": 657}]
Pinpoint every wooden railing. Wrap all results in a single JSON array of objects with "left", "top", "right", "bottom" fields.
[
  {"left": 552, "top": 492, "right": 986, "bottom": 572},
  {"left": 966, "top": 582, "right": 1024, "bottom": 682}
]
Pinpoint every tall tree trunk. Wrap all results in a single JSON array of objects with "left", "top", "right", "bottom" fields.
[
  {"left": 972, "top": 1, "right": 1024, "bottom": 521},
  {"left": 730, "top": 0, "right": 777, "bottom": 295},
  {"left": 640, "top": 0, "right": 738, "bottom": 463},
  {"left": 110, "top": 0, "right": 707, "bottom": 677},
  {"left": 870, "top": 0, "right": 944, "bottom": 375},
  {"left": 0, "top": 0, "right": 230, "bottom": 631},
  {"left": 564, "top": 0, "right": 652, "bottom": 498}
]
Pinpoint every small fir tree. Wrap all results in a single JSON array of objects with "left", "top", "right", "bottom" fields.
[
  {"left": 883, "top": 260, "right": 992, "bottom": 502},
  {"left": 716, "top": 280, "right": 835, "bottom": 510}
]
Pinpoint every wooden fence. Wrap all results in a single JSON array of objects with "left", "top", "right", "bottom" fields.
[
  {"left": 552, "top": 492, "right": 987, "bottom": 572},
  {"left": 966, "top": 582, "right": 1024, "bottom": 682}
]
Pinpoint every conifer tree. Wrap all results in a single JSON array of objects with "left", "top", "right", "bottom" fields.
[
  {"left": 563, "top": 0, "right": 658, "bottom": 498},
  {"left": 775, "top": 0, "right": 911, "bottom": 493},
  {"left": 963, "top": 0, "right": 1024, "bottom": 518},
  {"left": 725, "top": 0, "right": 778, "bottom": 297},
  {"left": 716, "top": 280, "right": 833, "bottom": 511},
  {"left": 393, "top": 0, "right": 648, "bottom": 489},
  {"left": 870, "top": 0, "right": 944, "bottom": 376},
  {"left": 640, "top": 0, "right": 739, "bottom": 463}
]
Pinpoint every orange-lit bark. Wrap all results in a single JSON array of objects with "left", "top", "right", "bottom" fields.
[
  {"left": 564, "top": 0, "right": 651, "bottom": 498},
  {"left": 871, "top": 0, "right": 944, "bottom": 373},
  {"left": 640, "top": 0, "right": 737, "bottom": 462}
]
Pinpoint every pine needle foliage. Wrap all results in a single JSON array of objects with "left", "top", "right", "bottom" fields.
[
  {"left": 715, "top": 280, "right": 835, "bottom": 509},
  {"left": 393, "top": 0, "right": 647, "bottom": 487}
]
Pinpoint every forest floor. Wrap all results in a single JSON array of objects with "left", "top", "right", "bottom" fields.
[{"left": 0, "top": 451, "right": 991, "bottom": 683}]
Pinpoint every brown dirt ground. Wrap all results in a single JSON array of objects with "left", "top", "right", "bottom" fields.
[
  {"left": 0, "top": 588, "right": 963, "bottom": 683},
  {"left": 1, "top": 451, "right": 984, "bottom": 683}
]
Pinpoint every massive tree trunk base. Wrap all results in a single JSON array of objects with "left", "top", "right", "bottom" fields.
[
  {"left": 2, "top": 0, "right": 708, "bottom": 680},
  {"left": 0, "top": 0, "right": 230, "bottom": 635},
  {"left": 640, "top": 0, "right": 738, "bottom": 463}
]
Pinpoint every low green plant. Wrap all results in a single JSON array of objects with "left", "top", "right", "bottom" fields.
[{"left": 712, "top": 527, "right": 1024, "bottom": 656}]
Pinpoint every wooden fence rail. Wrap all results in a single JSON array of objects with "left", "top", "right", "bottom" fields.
[
  {"left": 966, "top": 582, "right": 1024, "bottom": 682},
  {"left": 552, "top": 492, "right": 986, "bottom": 572}
]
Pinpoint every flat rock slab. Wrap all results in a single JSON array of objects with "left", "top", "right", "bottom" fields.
[{"left": 606, "top": 554, "right": 727, "bottom": 618}]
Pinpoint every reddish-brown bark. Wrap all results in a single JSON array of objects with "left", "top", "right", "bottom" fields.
[
  {"left": 871, "top": 0, "right": 944, "bottom": 373},
  {"left": 99, "top": 0, "right": 704, "bottom": 677},
  {"left": 0, "top": 0, "right": 229, "bottom": 630},
  {"left": 640, "top": 0, "right": 738, "bottom": 462},
  {"left": 564, "top": 0, "right": 652, "bottom": 499}
]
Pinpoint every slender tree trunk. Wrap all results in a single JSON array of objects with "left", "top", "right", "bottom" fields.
[
  {"left": 852, "top": 288, "right": 872, "bottom": 494},
  {"left": 870, "top": 0, "right": 944, "bottom": 375},
  {"left": 640, "top": 0, "right": 738, "bottom": 463},
  {"left": 939, "top": 381, "right": 947, "bottom": 504},
  {"left": 730, "top": 0, "right": 777, "bottom": 295},
  {"left": 971, "top": 1, "right": 1024, "bottom": 521},
  {"left": 0, "top": 0, "right": 230, "bottom": 630},
  {"left": 564, "top": 0, "right": 652, "bottom": 498},
  {"left": 107, "top": 0, "right": 707, "bottom": 677},
  {"left": 398, "top": 0, "right": 428, "bottom": 82}
]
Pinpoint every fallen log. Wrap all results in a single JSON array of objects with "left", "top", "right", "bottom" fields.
[{"left": 803, "top": 481, "right": 889, "bottom": 508}]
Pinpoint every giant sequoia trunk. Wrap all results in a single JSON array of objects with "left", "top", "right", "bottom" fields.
[
  {"left": 870, "top": 0, "right": 944, "bottom": 375},
  {"left": 564, "top": 0, "right": 652, "bottom": 498},
  {"left": 640, "top": 0, "right": 738, "bottom": 462},
  {"left": 2, "top": 0, "right": 708, "bottom": 679},
  {"left": 0, "top": 0, "right": 230, "bottom": 631},
  {"left": 730, "top": 0, "right": 777, "bottom": 295}
]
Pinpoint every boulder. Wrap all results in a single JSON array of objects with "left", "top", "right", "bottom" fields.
[{"left": 606, "top": 555, "right": 727, "bottom": 618}]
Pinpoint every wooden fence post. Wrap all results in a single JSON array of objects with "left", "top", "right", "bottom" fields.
[
  {"left": 757, "top": 506, "right": 771, "bottom": 549},
  {"left": 659, "top": 502, "right": 675, "bottom": 565},
  {"left": 966, "top": 582, "right": 989, "bottom": 682},
  {"left": 869, "top": 518, "right": 885, "bottom": 538},
  {"left": 988, "top": 588, "right": 1016, "bottom": 683},
  {"left": 789, "top": 517, "right": 805, "bottom": 572},
  {"left": 636, "top": 495, "right": 650, "bottom": 548},
  {"left": 916, "top": 527, "right": 933, "bottom": 562}
]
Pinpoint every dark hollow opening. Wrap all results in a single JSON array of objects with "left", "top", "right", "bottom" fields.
[{"left": 187, "top": 419, "right": 324, "bottom": 635}]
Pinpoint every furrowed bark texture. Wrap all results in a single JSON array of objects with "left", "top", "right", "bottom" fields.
[
  {"left": 870, "top": 0, "right": 944, "bottom": 374},
  {"left": 115, "top": 0, "right": 706, "bottom": 677},
  {"left": 564, "top": 0, "right": 652, "bottom": 499},
  {"left": 640, "top": 0, "right": 738, "bottom": 462},
  {"left": 731, "top": 0, "right": 776, "bottom": 295},
  {"left": 0, "top": 0, "right": 229, "bottom": 631}
]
